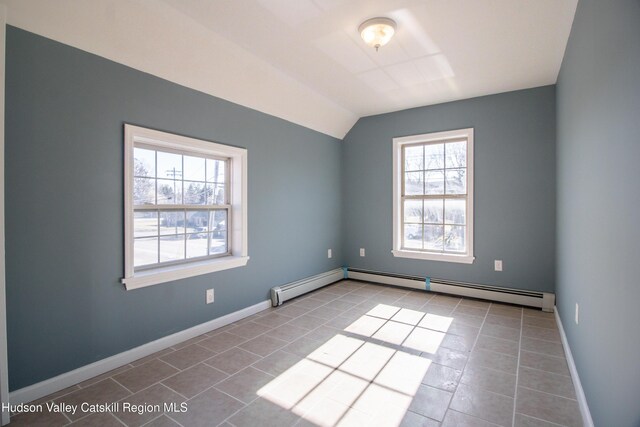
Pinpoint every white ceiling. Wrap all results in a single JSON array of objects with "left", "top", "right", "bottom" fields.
[{"left": 1, "top": 0, "right": 577, "bottom": 138}]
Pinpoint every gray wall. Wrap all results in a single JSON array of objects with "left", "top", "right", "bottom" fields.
[
  {"left": 342, "top": 87, "right": 556, "bottom": 292},
  {"left": 5, "top": 27, "right": 342, "bottom": 391},
  {"left": 556, "top": 1, "right": 640, "bottom": 425}
]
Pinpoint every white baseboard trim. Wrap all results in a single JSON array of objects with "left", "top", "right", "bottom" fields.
[
  {"left": 554, "top": 307, "right": 594, "bottom": 427},
  {"left": 9, "top": 299, "right": 271, "bottom": 405}
]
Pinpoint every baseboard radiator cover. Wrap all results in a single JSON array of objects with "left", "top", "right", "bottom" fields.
[
  {"left": 347, "top": 268, "right": 555, "bottom": 311},
  {"left": 270, "top": 268, "right": 344, "bottom": 306}
]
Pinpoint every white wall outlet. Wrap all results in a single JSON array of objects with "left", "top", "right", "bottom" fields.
[
  {"left": 328, "top": 249, "right": 332, "bottom": 258},
  {"left": 206, "top": 289, "right": 214, "bottom": 304},
  {"left": 360, "top": 248, "right": 365, "bottom": 257},
  {"left": 494, "top": 260, "right": 503, "bottom": 271},
  {"left": 575, "top": 303, "right": 579, "bottom": 324}
]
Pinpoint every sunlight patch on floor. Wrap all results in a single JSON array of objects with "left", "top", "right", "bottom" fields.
[{"left": 257, "top": 303, "right": 453, "bottom": 426}]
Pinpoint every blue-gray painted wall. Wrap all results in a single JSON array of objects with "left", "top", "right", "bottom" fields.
[
  {"left": 342, "top": 87, "right": 556, "bottom": 292},
  {"left": 556, "top": 1, "right": 640, "bottom": 425},
  {"left": 5, "top": 26, "right": 343, "bottom": 391}
]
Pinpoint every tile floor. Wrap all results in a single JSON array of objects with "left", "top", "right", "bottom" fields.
[{"left": 9, "top": 280, "right": 583, "bottom": 427}]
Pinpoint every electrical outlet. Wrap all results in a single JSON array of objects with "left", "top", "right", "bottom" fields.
[
  {"left": 328, "top": 249, "right": 332, "bottom": 258},
  {"left": 494, "top": 260, "right": 503, "bottom": 271},
  {"left": 575, "top": 303, "right": 579, "bottom": 324},
  {"left": 206, "top": 289, "right": 214, "bottom": 304},
  {"left": 360, "top": 248, "right": 365, "bottom": 257}
]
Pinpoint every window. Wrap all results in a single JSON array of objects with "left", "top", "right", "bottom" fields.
[
  {"left": 392, "top": 128, "right": 474, "bottom": 264},
  {"left": 123, "top": 125, "right": 248, "bottom": 290}
]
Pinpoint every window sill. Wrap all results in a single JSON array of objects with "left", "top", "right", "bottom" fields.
[
  {"left": 392, "top": 249, "right": 475, "bottom": 264},
  {"left": 122, "top": 256, "right": 250, "bottom": 290}
]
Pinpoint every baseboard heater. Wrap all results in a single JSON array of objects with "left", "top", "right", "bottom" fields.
[
  {"left": 270, "top": 268, "right": 344, "bottom": 306},
  {"left": 347, "top": 267, "right": 555, "bottom": 312}
]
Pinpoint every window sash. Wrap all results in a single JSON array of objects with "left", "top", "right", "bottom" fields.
[
  {"left": 399, "top": 199, "right": 468, "bottom": 254},
  {"left": 400, "top": 141, "right": 469, "bottom": 255},
  {"left": 134, "top": 206, "right": 231, "bottom": 271},
  {"left": 133, "top": 144, "right": 230, "bottom": 207},
  {"left": 132, "top": 144, "right": 231, "bottom": 270}
]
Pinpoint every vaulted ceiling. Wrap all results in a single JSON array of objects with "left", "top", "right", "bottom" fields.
[{"left": 1, "top": 0, "right": 577, "bottom": 138}]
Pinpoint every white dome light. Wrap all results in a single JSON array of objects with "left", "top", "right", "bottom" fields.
[{"left": 358, "top": 17, "right": 397, "bottom": 51}]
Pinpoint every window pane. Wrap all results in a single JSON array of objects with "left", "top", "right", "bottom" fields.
[
  {"left": 157, "top": 179, "right": 182, "bottom": 204},
  {"left": 404, "top": 172, "right": 423, "bottom": 195},
  {"left": 404, "top": 145, "right": 423, "bottom": 171},
  {"left": 134, "top": 178, "right": 155, "bottom": 205},
  {"left": 403, "top": 224, "right": 422, "bottom": 249},
  {"left": 424, "top": 225, "right": 444, "bottom": 251},
  {"left": 134, "top": 237, "right": 158, "bottom": 267},
  {"left": 207, "top": 159, "right": 226, "bottom": 183},
  {"left": 184, "top": 181, "right": 207, "bottom": 205},
  {"left": 210, "top": 232, "right": 227, "bottom": 255},
  {"left": 425, "top": 170, "right": 445, "bottom": 195},
  {"left": 207, "top": 184, "right": 226, "bottom": 205},
  {"left": 210, "top": 210, "right": 227, "bottom": 254},
  {"left": 183, "top": 155, "right": 206, "bottom": 181},
  {"left": 444, "top": 225, "right": 466, "bottom": 252},
  {"left": 424, "top": 199, "right": 444, "bottom": 224},
  {"left": 157, "top": 151, "right": 182, "bottom": 181},
  {"left": 159, "top": 211, "right": 185, "bottom": 235},
  {"left": 186, "top": 233, "right": 208, "bottom": 258},
  {"left": 445, "top": 169, "right": 466, "bottom": 194},
  {"left": 425, "top": 143, "right": 444, "bottom": 170},
  {"left": 134, "top": 148, "right": 155, "bottom": 177},
  {"left": 186, "top": 211, "right": 209, "bottom": 233},
  {"left": 444, "top": 199, "right": 466, "bottom": 225},
  {"left": 445, "top": 141, "right": 466, "bottom": 168},
  {"left": 403, "top": 200, "right": 422, "bottom": 223},
  {"left": 134, "top": 212, "right": 158, "bottom": 237},
  {"left": 160, "top": 235, "right": 185, "bottom": 262}
]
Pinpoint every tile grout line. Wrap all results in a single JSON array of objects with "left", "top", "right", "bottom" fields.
[
  {"left": 212, "top": 385, "right": 251, "bottom": 406},
  {"left": 518, "top": 348, "right": 567, "bottom": 359},
  {"left": 447, "top": 300, "right": 493, "bottom": 424},
  {"left": 43, "top": 283, "right": 543, "bottom": 427},
  {"left": 120, "top": 284, "right": 390, "bottom": 424},
  {"left": 244, "top": 287, "right": 552, "bottom": 426},
  {"left": 517, "top": 384, "right": 578, "bottom": 401},
  {"left": 110, "top": 376, "right": 136, "bottom": 395},
  {"left": 111, "top": 412, "right": 129, "bottom": 427},
  {"left": 106, "top": 361, "right": 228, "bottom": 424},
  {"left": 218, "top": 285, "right": 411, "bottom": 427},
  {"left": 156, "top": 381, "right": 190, "bottom": 401},
  {"left": 29, "top": 282, "right": 357, "bottom": 425},
  {"left": 517, "top": 363, "right": 572, "bottom": 378},
  {"left": 204, "top": 300, "right": 354, "bottom": 427},
  {"left": 290, "top": 297, "right": 425, "bottom": 426},
  {"left": 140, "top": 413, "right": 184, "bottom": 427},
  {"left": 471, "top": 346, "right": 518, "bottom": 360},
  {"left": 165, "top": 383, "right": 248, "bottom": 426},
  {"left": 292, "top": 339, "right": 375, "bottom": 426},
  {"left": 109, "top": 408, "right": 133, "bottom": 427},
  {"left": 515, "top": 413, "right": 566, "bottom": 427},
  {"left": 520, "top": 334, "right": 563, "bottom": 345},
  {"left": 59, "top": 411, "right": 73, "bottom": 425},
  {"left": 246, "top": 364, "right": 278, "bottom": 379},
  {"left": 213, "top": 374, "right": 279, "bottom": 426},
  {"left": 512, "top": 308, "right": 525, "bottom": 427}
]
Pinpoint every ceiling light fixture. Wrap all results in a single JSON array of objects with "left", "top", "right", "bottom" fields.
[{"left": 358, "top": 17, "right": 396, "bottom": 52}]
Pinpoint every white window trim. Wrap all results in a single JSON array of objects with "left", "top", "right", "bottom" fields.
[
  {"left": 122, "top": 124, "right": 249, "bottom": 290},
  {"left": 392, "top": 128, "right": 475, "bottom": 264}
]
